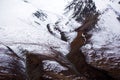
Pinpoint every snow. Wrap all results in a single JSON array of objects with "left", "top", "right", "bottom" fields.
[
  {"left": 25, "top": 0, "right": 68, "bottom": 15},
  {"left": 93, "top": 0, "right": 110, "bottom": 10},
  {"left": 82, "top": 0, "right": 120, "bottom": 63},
  {"left": 93, "top": 0, "right": 120, "bottom": 11},
  {"left": 0, "top": 0, "right": 119, "bottom": 57},
  {"left": 43, "top": 60, "right": 68, "bottom": 73},
  {"left": 0, "top": 0, "right": 82, "bottom": 73},
  {"left": 90, "top": 1, "right": 120, "bottom": 50},
  {"left": 0, "top": 0, "right": 119, "bottom": 59},
  {"left": 0, "top": 0, "right": 63, "bottom": 54},
  {"left": 0, "top": 0, "right": 120, "bottom": 76},
  {"left": 0, "top": 0, "right": 81, "bottom": 56}
]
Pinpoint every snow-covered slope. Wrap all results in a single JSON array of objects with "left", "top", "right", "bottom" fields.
[
  {"left": 80, "top": 1, "right": 120, "bottom": 79},
  {"left": 82, "top": 0, "right": 120, "bottom": 70},
  {"left": 24, "top": 0, "right": 68, "bottom": 15},
  {"left": 0, "top": 0, "right": 120, "bottom": 79},
  {"left": 0, "top": 0, "right": 120, "bottom": 61},
  {"left": 0, "top": 1, "right": 82, "bottom": 79},
  {"left": 0, "top": 0, "right": 79, "bottom": 54},
  {"left": 0, "top": 0, "right": 80, "bottom": 55}
]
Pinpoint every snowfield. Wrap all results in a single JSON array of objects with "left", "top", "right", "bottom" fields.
[
  {"left": 0, "top": 0, "right": 80, "bottom": 74},
  {"left": 0, "top": 0, "right": 120, "bottom": 61},
  {"left": 0, "top": 0, "right": 80, "bottom": 55},
  {"left": 0, "top": 0, "right": 120, "bottom": 79},
  {"left": 82, "top": 0, "right": 120, "bottom": 62},
  {"left": 0, "top": 0, "right": 120, "bottom": 64}
]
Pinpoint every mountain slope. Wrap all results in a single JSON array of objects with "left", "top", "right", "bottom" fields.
[
  {"left": 0, "top": 0, "right": 120, "bottom": 80},
  {"left": 0, "top": 0, "right": 85, "bottom": 80},
  {"left": 0, "top": 0, "right": 78, "bottom": 54},
  {"left": 81, "top": 0, "right": 120, "bottom": 79}
]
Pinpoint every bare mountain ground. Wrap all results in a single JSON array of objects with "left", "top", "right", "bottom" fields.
[
  {"left": 0, "top": 45, "right": 87, "bottom": 80},
  {"left": 26, "top": 50, "right": 87, "bottom": 80},
  {"left": 67, "top": 13, "right": 115, "bottom": 80},
  {"left": 0, "top": 46, "right": 26, "bottom": 80}
]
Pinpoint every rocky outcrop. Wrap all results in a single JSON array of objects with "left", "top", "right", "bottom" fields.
[
  {"left": 26, "top": 49, "right": 87, "bottom": 80},
  {"left": 67, "top": 13, "right": 115, "bottom": 80},
  {"left": 67, "top": 49, "right": 114, "bottom": 80},
  {"left": 0, "top": 45, "right": 87, "bottom": 80},
  {"left": 47, "top": 24, "right": 68, "bottom": 42},
  {"left": 82, "top": 46, "right": 120, "bottom": 80},
  {"left": 0, "top": 45, "right": 26, "bottom": 80}
]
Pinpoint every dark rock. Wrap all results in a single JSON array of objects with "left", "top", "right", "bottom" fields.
[
  {"left": 26, "top": 50, "right": 87, "bottom": 80},
  {"left": 67, "top": 14, "right": 115, "bottom": 79},
  {"left": 117, "top": 16, "right": 120, "bottom": 21},
  {"left": 23, "top": 0, "right": 28, "bottom": 3},
  {"left": 0, "top": 45, "right": 26, "bottom": 80},
  {"left": 47, "top": 24, "right": 68, "bottom": 42},
  {"left": 83, "top": 49, "right": 120, "bottom": 80},
  {"left": 33, "top": 10, "right": 47, "bottom": 21},
  {"left": 118, "top": 1, "right": 120, "bottom": 4}
]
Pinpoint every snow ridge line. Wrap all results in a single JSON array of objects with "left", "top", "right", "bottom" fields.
[{"left": 0, "top": 41, "right": 61, "bottom": 48}]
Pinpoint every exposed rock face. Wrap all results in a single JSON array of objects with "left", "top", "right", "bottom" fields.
[
  {"left": 82, "top": 46, "right": 120, "bottom": 80},
  {"left": 67, "top": 38, "right": 114, "bottom": 80},
  {"left": 26, "top": 49, "right": 87, "bottom": 80},
  {"left": 0, "top": 45, "right": 87, "bottom": 80},
  {"left": 0, "top": 0, "right": 120, "bottom": 80},
  {"left": 67, "top": 14, "right": 116, "bottom": 80},
  {"left": 80, "top": 1, "right": 120, "bottom": 79},
  {"left": 0, "top": 45, "right": 26, "bottom": 80}
]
